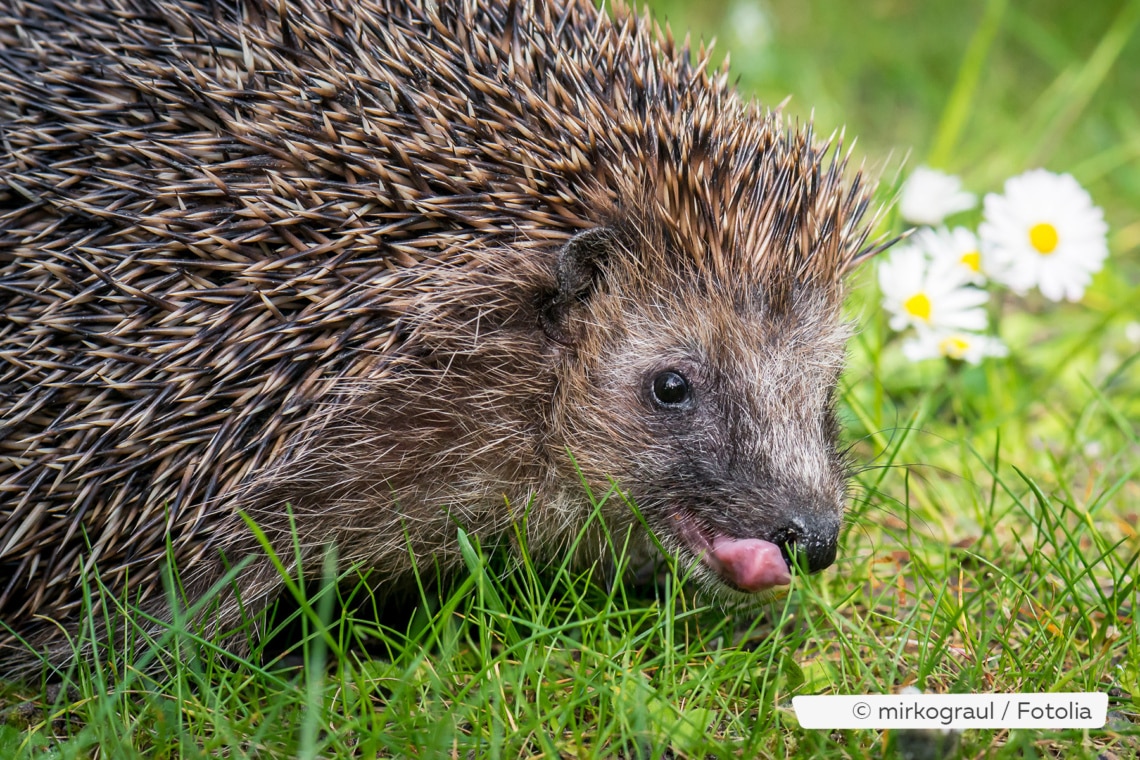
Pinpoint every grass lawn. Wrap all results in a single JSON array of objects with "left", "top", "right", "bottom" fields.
[{"left": 2, "top": 0, "right": 1138, "bottom": 757}]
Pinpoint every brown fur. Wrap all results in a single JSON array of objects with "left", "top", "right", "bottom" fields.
[{"left": 0, "top": 0, "right": 878, "bottom": 675}]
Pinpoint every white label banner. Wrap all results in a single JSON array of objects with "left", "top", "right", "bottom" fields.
[{"left": 792, "top": 693, "right": 1107, "bottom": 729}]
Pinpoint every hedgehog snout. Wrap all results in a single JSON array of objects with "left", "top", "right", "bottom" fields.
[{"left": 770, "top": 514, "right": 841, "bottom": 574}]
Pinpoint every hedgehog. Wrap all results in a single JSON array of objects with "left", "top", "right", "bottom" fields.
[{"left": 0, "top": 0, "right": 879, "bottom": 676}]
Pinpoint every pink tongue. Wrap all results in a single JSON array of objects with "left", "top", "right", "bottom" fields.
[{"left": 710, "top": 537, "right": 791, "bottom": 592}]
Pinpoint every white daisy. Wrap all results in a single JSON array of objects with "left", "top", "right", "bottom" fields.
[
  {"left": 727, "top": 0, "right": 772, "bottom": 48},
  {"left": 902, "top": 328, "right": 1009, "bottom": 365},
  {"left": 878, "top": 244, "right": 989, "bottom": 333},
  {"left": 898, "top": 166, "right": 978, "bottom": 226},
  {"left": 910, "top": 226, "right": 986, "bottom": 285},
  {"left": 978, "top": 169, "right": 1108, "bottom": 302}
]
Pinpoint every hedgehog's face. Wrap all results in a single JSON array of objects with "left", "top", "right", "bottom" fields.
[{"left": 546, "top": 230, "right": 849, "bottom": 597}]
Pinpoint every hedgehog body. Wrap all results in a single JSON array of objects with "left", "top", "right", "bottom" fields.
[{"left": 0, "top": 0, "right": 873, "bottom": 675}]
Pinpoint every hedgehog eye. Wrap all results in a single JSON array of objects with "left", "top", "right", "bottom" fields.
[{"left": 651, "top": 370, "right": 690, "bottom": 407}]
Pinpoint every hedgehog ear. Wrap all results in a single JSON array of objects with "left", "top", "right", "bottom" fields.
[{"left": 541, "top": 227, "right": 615, "bottom": 345}]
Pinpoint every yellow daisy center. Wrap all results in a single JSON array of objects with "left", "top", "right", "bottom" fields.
[
  {"left": 1029, "top": 222, "right": 1059, "bottom": 254},
  {"left": 960, "top": 250, "right": 981, "bottom": 272},
  {"left": 939, "top": 335, "right": 970, "bottom": 360},
  {"left": 903, "top": 292, "right": 932, "bottom": 322}
]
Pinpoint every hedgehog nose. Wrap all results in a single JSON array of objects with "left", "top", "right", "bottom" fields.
[{"left": 773, "top": 518, "right": 840, "bottom": 574}]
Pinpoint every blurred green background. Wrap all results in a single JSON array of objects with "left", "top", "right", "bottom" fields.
[{"left": 643, "top": 0, "right": 1140, "bottom": 254}]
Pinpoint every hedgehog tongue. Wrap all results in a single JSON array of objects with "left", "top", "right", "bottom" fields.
[{"left": 710, "top": 536, "right": 791, "bottom": 592}]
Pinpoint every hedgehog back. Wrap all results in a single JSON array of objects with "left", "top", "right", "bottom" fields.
[{"left": 0, "top": 0, "right": 631, "bottom": 634}]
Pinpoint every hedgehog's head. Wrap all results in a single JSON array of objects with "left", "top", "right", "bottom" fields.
[{"left": 540, "top": 118, "right": 876, "bottom": 597}]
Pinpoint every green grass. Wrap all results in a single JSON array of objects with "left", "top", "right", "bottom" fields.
[
  {"left": 3, "top": 0, "right": 1139, "bottom": 757},
  {"left": 0, "top": 493, "right": 836, "bottom": 758}
]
